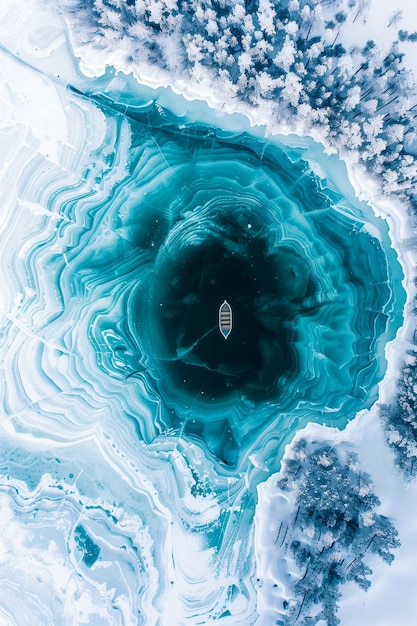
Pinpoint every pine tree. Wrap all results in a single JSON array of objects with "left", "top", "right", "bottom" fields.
[{"left": 277, "top": 440, "right": 400, "bottom": 624}]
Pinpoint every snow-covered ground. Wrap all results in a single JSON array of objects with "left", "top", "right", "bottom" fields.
[
  {"left": 343, "top": 0, "right": 417, "bottom": 73},
  {"left": 255, "top": 410, "right": 417, "bottom": 625},
  {"left": 338, "top": 410, "right": 417, "bottom": 624},
  {"left": 253, "top": 2, "right": 417, "bottom": 622},
  {"left": 1, "top": 0, "right": 417, "bottom": 624}
]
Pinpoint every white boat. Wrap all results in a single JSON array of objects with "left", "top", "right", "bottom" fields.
[{"left": 219, "top": 300, "right": 232, "bottom": 339}]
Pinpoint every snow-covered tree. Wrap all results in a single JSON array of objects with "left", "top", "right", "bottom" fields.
[
  {"left": 276, "top": 439, "right": 400, "bottom": 624},
  {"left": 61, "top": 0, "right": 417, "bottom": 201},
  {"left": 380, "top": 326, "right": 417, "bottom": 478}
]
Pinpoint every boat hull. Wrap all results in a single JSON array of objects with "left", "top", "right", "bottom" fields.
[{"left": 219, "top": 300, "right": 232, "bottom": 339}]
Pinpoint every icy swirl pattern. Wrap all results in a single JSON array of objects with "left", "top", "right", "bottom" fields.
[
  {"left": 40, "top": 87, "right": 404, "bottom": 468},
  {"left": 0, "top": 5, "right": 407, "bottom": 622}
]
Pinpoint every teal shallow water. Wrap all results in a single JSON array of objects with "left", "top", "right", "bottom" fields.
[
  {"left": 54, "top": 86, "right": 406, "bottom": 467},
  {"left": 0, "top": 1, "right": 412, "bottom": 621},
  {"left": 0, "top": 44, "right": 407, "bottom": 621}
]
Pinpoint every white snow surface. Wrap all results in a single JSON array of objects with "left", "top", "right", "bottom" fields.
[
  {"left": 254, "top": 410, "right": 417, "bottom": 626},
  {"left": 1, "top": 0, "right": 417, "bottom": 624},
  {"left": 341, "top": 0, "right": 417, "bottom": 74},
  {"left": 253, "top": 3, "right": 417, "bottom": 621}
]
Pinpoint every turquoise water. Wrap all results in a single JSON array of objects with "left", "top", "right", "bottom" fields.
[
  {"left": 54, "top": 86, "right": 405, "bottom": 468},
  {"left": 0, "top": 45, "right": 406, "bottom": 622}
]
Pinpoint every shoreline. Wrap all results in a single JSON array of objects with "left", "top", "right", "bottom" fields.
[{"left": 76, "top": 44, "right": 417, "bottom": 409}]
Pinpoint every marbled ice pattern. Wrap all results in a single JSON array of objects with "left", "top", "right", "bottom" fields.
[
  {"left": 0, "top": 2, "right": 407, "bottom": 624},
  {"left": 51, "top": 86, "right": 405, "bottom": 467}
]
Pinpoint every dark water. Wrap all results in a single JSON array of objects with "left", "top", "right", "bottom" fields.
[
  {"left": 140, "top": 207, "right": 314, "bottom": 403},
  {"left": 57, "top": 92, "right": 405, "bottom": 464}
]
